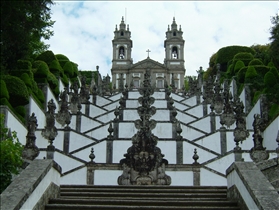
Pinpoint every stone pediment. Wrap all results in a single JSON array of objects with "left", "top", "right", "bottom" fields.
[{"left": 131, "top": 58, "right": 166, "bottom": 70}]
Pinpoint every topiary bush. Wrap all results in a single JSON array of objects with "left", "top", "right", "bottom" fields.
[
  {"left": 264, "top": 71, "right": 277, "bottom": 87},
  {"left": 254, "top": 65, "right": 270, "bottom": 78},
  {"left": 233, "top": 52, "right": 254, "bottom": 66},
  {"left": 216, "top": 45, "right": 255, "bottom": 71},
  {"left": 33, "top": 60, "right": 50, "bottom": 78},
  {"left": 14, "top": 106, "right": 26, "bottom": 119},
  {"left": 234, "top": 60, "right": 245, "bottom": 74},
  {"left": 0, "top": 98, "right": 13, "bottom": 110},
  {"left": 47, "top": 72, "right": 59, "bottom": 93},
  {"left": 245, "top": 66, "right": 258, "bottom": 83},
  {"left": 268, "top": 103, "right": 279, "bottom": 121},
  {"left": 49, "top": 59, "right": 63, "bottom": 78},
  {"left": 63, "top": 61, "right": 74, "bottom": 78},
  {"left": 56, "top": 54, "right": 70, "bottom": 68},
  {"left": 20, "top": 73, "right": 32, "bottom": 89},
  {"left": 2, "top": 75, "right": 29, "bottom": 107},
  {"left": 0, "top": 80, "right": 9, "bottom": 100},
  {"left": 35, "top": 50, "right": 57, "bottom": 66},
  {"left": 248, "top": 59, "right": 264, "bottom": 66},
  {"left": 237, "top": 67, "right": 247, "bottom": 83}
]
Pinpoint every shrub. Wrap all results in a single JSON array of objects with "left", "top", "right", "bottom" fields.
[
  {"left": 248, "top": 59, "right": 264, "bottom": 66},
  {"left": 245, "top": 66, "right": 258, "bottom": 83},
  {"left": 252, "top": 90, "right": 262, "bottom": 105},
  {"left": 237, "top": 67, "right": 247, "bottom": 83},
  {"left": 254, "top": 65, "right": 270, "bottom": 78},
  {"left": 268, "top": 103, "right": 279, "bottom": 120},
  {"left": 14, "top": 106, "right": 26, "bottom": 119},
  {"left": 2, "top": 75, "right": 29, "bottom": 107},
  {"left": 0, "top": 80, "right": 9, "bottom": 100},
  {"left": 49, "top": 60, "right": 63, "bottom": 78},
  {"left": 216, "top": 45, "right": 255, "bottom": 71},
  {"left": 63, "top": 61, "right": 74, "bottom": 78},
  {"left": 35, "top": 50, "right": 57, "bottom": 66},
  {"left": 61, "top": 73, "right": 69, "bottom": 86},
  {"left": 269, "top": 67, "right": 279, "bottom": 81},
  {"left": 20, "top": 73, "right": 32, "bottom": 88},
  {"left": 264, "top": 71, "right": 277, "bottom": 87},
  {"left": 0, "top": 114, "right": 23, "bottom": 193},
  {"left": 267, "top": 61, "right": 275, "bottom": 68},
  {"left": 233, "top": 52, "right": 254, "bottom": 66},
  {"left": 17, "top": 59, "right": 32, "bottom": 70},
  {"left": 234, "top": 60, "right": 245, "bottom": 74},
  {"left": 36, "top": 88, "right": 45, "bottom": 105},
  {"left": 56, "top": 54, "right": 70, "bottom": 68},
  {"left": 33, "top": 60, "right": 49, "bottom": 78},
  {"left": 0, "top": 98, "right": 12, "bottom": 110},
  {"left": 47, "top": 72, "right": 59, "bottom": 90}
]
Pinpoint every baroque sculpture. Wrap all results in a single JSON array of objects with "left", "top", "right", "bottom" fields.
[{"left": 118, "top": 69, "right": 171, "bottom": 185}]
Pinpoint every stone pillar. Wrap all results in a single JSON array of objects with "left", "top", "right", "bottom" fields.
[
  {"left": 106, "top": 140, "right": 113, "bottom": 163},
  {"left": 244, "top": 84, "right": 251, "bottom": 114},
  {"left": 203, "top": 102, "right": 208, "bottom": 116},
  {"left": 210, "top": 111, "right": 216, "bottom": 133},
  {"left": 76, "top": 112, "right": 81, "bottom": 132},
  {"left": 87, "top": 163, "right": 95, "bottom": 185},
  {"left": 63, "top": 127, "right": 70, "bottom": 154},
  {"left": 113, "top": 121, "right": 119, "bottom": 139},
  {"left": 234, "top": 149, "right": 243, "bottom": 162},
  {"left": 220, "top": 126, "right": 227, "bottom": 155},
  {"left": 85, "top": 103, "right": 90, "bottom": 117},
  {"left": 47, "top": 144, "right": 55, "bottom": 159},
  {"left": 193, "top": 166, "right": 200, "bottom": 186},
  {"left": 176, "top": 140, "right": 183, "bottom": 164}
]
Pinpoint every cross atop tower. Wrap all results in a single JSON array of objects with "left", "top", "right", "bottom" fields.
[{"left": 146, "top": 49, "right": 151, "bottom": 58}]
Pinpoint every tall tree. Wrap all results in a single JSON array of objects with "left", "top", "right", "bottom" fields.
[
  {"left": 0, "top": 0, "right": 55, "bottom": 71},
  {"left": 269, "top": 13, "right": 279, "bottom": 69}
]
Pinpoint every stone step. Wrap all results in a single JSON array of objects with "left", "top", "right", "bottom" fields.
[
  {"left": 45, "top": 185, "right": 240, "bottom": 210},
  {"left": 48, "top": 198, "right": 238, "bottom": 207},
  {"left": 45, "top": 204, "right": 241, "bottom": 210}
]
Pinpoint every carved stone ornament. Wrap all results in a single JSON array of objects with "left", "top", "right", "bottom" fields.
[
  {"left": 56, "top": 87, "right": 72, "bottom": 127},
  {"left": 80, "top": 75, "right": 90, "bottom": 103},
  {"left": 22, "top": 113, "right": 40, "bottom": 160},
  {"left": 69, "top": 81, "right": 81, "bottom": 114},
  {"left": 41, "top": 99, "right": 58, "bottom": 143},
  {"left": 118, "top": 69, "right": 171, "bottom": 185}
]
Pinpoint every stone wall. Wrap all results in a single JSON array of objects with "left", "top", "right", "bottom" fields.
[{"left": 0, "top": 159, "right": 61, "bottom": 210}]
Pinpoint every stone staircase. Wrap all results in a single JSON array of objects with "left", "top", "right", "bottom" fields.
[{"left": 45, "top": 185, "right": 241, "bottom": 210}]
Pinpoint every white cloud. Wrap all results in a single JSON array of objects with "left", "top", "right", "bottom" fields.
[{"left": 45, "top": 1, "right": 278, "bottom": 77}]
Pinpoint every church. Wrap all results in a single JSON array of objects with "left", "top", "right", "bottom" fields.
[{"left": 111, "top": 17, "right": 185, "bottom": 90}]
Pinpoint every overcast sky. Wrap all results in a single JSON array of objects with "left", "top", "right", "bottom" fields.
[{"left": 45, "top": 1, "right": 278, "bottom": 77}]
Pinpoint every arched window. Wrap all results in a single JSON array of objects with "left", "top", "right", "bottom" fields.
[
  {"left": 172, "top": 46, "right": 178, "bottom": 59},
  {"left": 119, "top": 46, "right": 125, "bottom": 59},
  {"left": 173, "top": 32, "right": 176, "bottom": 36},
  {"left": 120, "top": 31, "right": 124, "bottom": 36}
]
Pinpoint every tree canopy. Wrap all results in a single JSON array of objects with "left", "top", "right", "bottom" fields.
[
  {"left": 0, "top": 0, "right": 55, "bottom": 71},
  {"left": 269, "top": 14, "right": 279, "bottom": 69}
]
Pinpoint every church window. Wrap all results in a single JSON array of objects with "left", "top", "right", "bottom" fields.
[
  {"left": 172, "top": 46, "right": 178, "bottom": 59},
  {"left": 173, "top": 32, "right": 176, "bottom": 36},
  {"left": 120, "top": 31, "right": 124, "bottom": 36},
  {"left": 133, "top": 80, "right": 140, "bottom": 88},
  {"left": 119, "top": 47, "right": 125, "bottom": 59},
  {"left": 157, "top": 79, "right": 164, "bottom": 88}
]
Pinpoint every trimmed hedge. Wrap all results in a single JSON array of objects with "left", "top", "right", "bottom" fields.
[
  {"left": 56, "top": 54, "right": 70, "bottom": 68},
  {"left": 254, "top": 65, "right": 270, "bottom": 78},
  {"left": 14, "top": 106, "right": 26, "bottom": 119},
  {"left": 264, "top": 71, "right": 277, "bottom": 87},
  {"left": 33, "top": 60, "right": 49, "bottom": 78},
  {"left": 17, "top": 59, "right": 32, "bottom": 70},
  {"left": 249, "top": 59, "right": 264, "bottom": 66},
  {"left": 0, "top": 80, "right": 9, "bottom": 100},
  {"left": 245, "top": 66, "right": 258, "bottom": 83},
  {"left": 233, "top": 52, "right": 254, "bottom": 66},
  {"left": 2, "top": 75, "right": 29, "bottom": 107},
  {"left": 49, "top": 59, "right": 63, "bottom": 78},
  {"left": 237, "top": 67, "right": 247, "bottom": 83},
  {"left": 216, "top": 45, "right": 255, "bottom": 70},
  {"left": 234, "top": 60, "right": 245, "bottom": 74},
  {"left": 63, "top": 61, "right": 74, "bottom": 78},
  {"left": 20, "top": 73, "right": 32, "bottom": 89},
  {"left": 0, "top": 98, "right": 13, "bottom": 110},
  {"left": 36, "top": 50, "right": 57, "bottom": 66}
]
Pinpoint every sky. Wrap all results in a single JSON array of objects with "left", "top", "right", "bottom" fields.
[{"left": 45, "top": 1, "right": 278, "bottom": 77}]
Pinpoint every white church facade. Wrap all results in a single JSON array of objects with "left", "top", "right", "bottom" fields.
[{"left": 111, "top": 17, "right": 186, "bottom": 90}]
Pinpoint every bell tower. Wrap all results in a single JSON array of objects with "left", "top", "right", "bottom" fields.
[
  {"left": 111, "top": 17, "right": 133, "bottom": 88},
  {"left": 164, "top": 17, "right": 186, "bottom": 89}
]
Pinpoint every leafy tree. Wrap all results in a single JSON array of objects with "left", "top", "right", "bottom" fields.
[
  {"left": 0, "top": 0, "right": 55, "bottom": 71},
  {"left": 269, "top": 14, "right": 279, "bottom": 69},
  {"left": 0, "top": 114, "right": 23, "bottom": 193}
]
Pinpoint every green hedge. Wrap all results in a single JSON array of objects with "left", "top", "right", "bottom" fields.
[
  {"left": 20, "top": 73, "right": 32, "bottom": 89},
  {"left": 269, "top": 103, "right": 279, "bottom": 120},
  {"left": 254, "top": 65, "right": 270, "bottom": 78},
  {"left": 234, "top": 60, "right": 245, "bottom": 74},
  {"left": 2, "top": 75, "right": 29, "bottom": 107},
  {"left": 216, "top": 45, "right": 255, "bottom": 70},
  {"left": 49, "top": 59, "right": 63, "bottom": 78},
  {"left": 264, "top": 71, "right": 277, "bottom": 87},
  {"left": 61, "top": 73, "right": 69, "bottom": 86},
  {"left": 245, "top": 66, "right": 258, "bottom": 83},
  {"left": 63, "top": 61, "right": 74, "bottom": 78},
  {"left": 36, "top": 50, "right": 57, "bottom": 66},
  {"left": 14, "top": 106, "right": 26, "bottom": 119},
  {"left": 17, "top": 59, "right": 32, "bottom": 70},
  {"left": 33, "top": 60, "right": 50, "bottom": 78},
  {"left": 56, "top": 54, "right": 70, "bottom": 68},
  {"left": 233, "top": 52, "right": 254, "bottom": 66},
  {"left": 0, "top": 98, "right": 13, "bottom": 110},
  {"left": 248, "top": 59, "right": 264, "bottom": 66},
  {"left": 0, "top": 80, "right": 9, "bottom": 100},
  {"left": 237, "top": 67, "right": 247, "bottom": 83}
]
